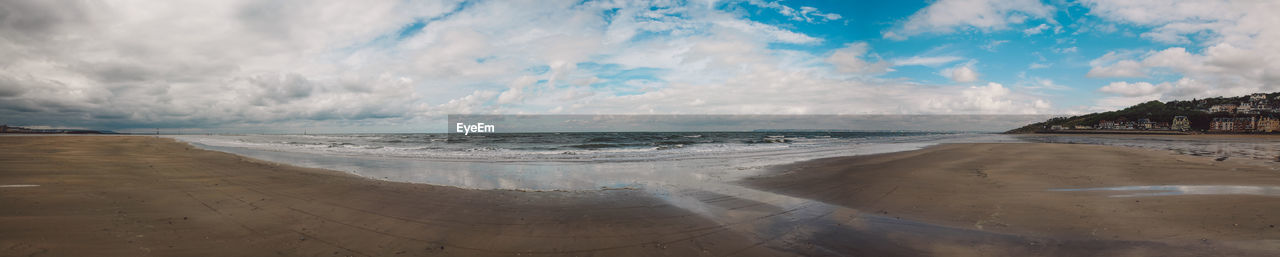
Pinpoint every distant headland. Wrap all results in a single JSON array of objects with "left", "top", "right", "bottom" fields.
[
  {"left": 0, "top": 125, "right": 116, "bottom": 134},
  {"left": 1007, "top": 93, "right": 1280, "bottom": 134}
]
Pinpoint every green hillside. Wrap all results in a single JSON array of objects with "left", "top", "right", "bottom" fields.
[{"left": 1005, "top": 93, "right": 1280, "bottom": 133}]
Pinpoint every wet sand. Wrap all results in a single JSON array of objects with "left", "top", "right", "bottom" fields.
[
  {"left": 746, "top": 143, "right": 1280, "bottom": 253},
  {"left": 2, "top": 136, "right": 1279, "bottom": 256}
]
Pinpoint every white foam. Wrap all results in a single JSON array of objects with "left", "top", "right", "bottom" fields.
[{"left": 169, "top": 133, "right": 1006, "bottom": 163}]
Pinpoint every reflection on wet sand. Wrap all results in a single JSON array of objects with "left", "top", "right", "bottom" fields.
[
  {"left": 643, "top": 181, "right": 1247, "bottom": 256},
  {"left": 163, "top": 136, "right": 1280, "bottom": 256},
  {"left": 1052, "top": 185, "right": 1280, "bottom": 197}
]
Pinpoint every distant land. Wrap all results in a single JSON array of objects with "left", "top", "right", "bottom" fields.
[
  {"left": 0, "top": 125, "right": 117, "bottom": 134},
  {"left": 1007, "top": 92, "right": 1280, "bottom": 134}
]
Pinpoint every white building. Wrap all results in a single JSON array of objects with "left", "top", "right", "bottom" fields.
[
  {"left": 1239, "top": 103, "right": 1257, "bottom": 114},
  {"left": 1251, "top": 93, "right": 1269, "bottom": 102},
  {"left": 1209, "top": 104, "right": 1237, "bottom": 113}
]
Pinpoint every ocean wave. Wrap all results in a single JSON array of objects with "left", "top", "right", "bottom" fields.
[{"left": 169, "top": 132, "right": 990, "bottom": 162}]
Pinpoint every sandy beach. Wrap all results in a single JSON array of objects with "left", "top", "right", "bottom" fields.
[
  {"left": 744, "top": 142, "right": 1280, "bottom": 252},
  {"left": 3, "top": 136, "right": 1280, "bottom": 256}
]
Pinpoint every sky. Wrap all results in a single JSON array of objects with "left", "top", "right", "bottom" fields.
[{"left": 2, "top": 0, "right": 1279, "bottom": 133}]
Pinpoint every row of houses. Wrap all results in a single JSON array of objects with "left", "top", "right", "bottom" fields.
[
  {"left": 1048, "top": 116, "right": 1193, "bottom": 131},
  {"left": 1209, "top": 117, "right": 1280, "bottom": 132},
  {"left": 1206, "top": 93, "right": 1277, "bottom": 114},
  {"left": 1096, "top": 117, "right": 1193, "bottom": 131}
]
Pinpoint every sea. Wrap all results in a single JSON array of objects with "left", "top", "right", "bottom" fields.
[{"left": 170, "top": 132, "right": 1021, "bottom": 191}]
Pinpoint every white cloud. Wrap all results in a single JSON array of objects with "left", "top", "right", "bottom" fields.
[
  {"left": 1087, "top": 60, "right": 1145, "bottom": 78},
  {"left": 1098, "top": 81, "right": 1160, "bottom": 97},
  {"left": 1093, "top": 78, "right": 1222, "bottom": 109},
  {"left": 1021, "top": 77, "right": 1069, "bottom": 91},
  {"left": 886, "top": 0, "right": 1056, "bottom": 39},
  {"left": 1085, "top": 51, "right": 1147, "bottom": 78},
  {"left": 0, "top": 0, "right": 1055, "bottom": 132},
  {"left": 712, "top": 19, "right": 822, "bottom": 44},
  {"left": 981, "top": 40, "right": 1010, "bottom": 52},
  {"left": 744, "top": 1, "right": 842, "bottom": 23},
  {"left": 1083, "top": 1, "right": 1280, "bottom": 104},
  {"left": 892, "top": 56, "right": 964, "bottom": 67},
  {"left": 943, "top": 64, "right": 980, "bottom": 83},
  {"left": 1023, "top": 23, "right": 1050, "bottom": 35},
  {"left": 799, "top": 6, "right": 843, "bottom": 22},
  {"left": 825, "top": 42, "right": 892, "bottom": 75}
]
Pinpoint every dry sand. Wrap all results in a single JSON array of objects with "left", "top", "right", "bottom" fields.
[
  {"left": 0, "top": 136, "right": 781, "bottom": 256},
  {"left": 2, "top": 136, "right": 1279, "bottom": 256}
]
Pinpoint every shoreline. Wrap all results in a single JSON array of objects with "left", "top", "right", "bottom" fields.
[{"left": 3, "top": 136, "right": 1279, "bottom": 256}]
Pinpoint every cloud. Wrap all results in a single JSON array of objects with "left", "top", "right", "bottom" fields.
[
  {"left": 885, "top": 0, "right": 1055, "bottom": 39},
  {"left": 1023, "top": 23, "right": 1050, "bottom": 35},
  {"left": 825, "top": 42, "right": 892, "bottom": 75},
  {"left": 799, "top": 6, "right": 843, "bottom": 22},
  {"left": 1052, "top": 46, "right": 1077, "bottom": 54},
  {"left": 744, "top": 1, "right": 842, "bottom": 23},
  {"left": 892, "top": 56, "right": 964, "bottom": 67},
  {"left": 1085, "top": 51, "right": 1147, "bottom": 78},
  {"left": 1087, "top": 60, "right": 1145, "bottom": 78},
  {"left": 1094, "top": 78, "right": 1220, "bottom": 109},
  {"left": 981, "top": 40, "right": 1010, "bottom": 52},
  {"left": 1098, "top": 81, "right": 1160, "bottom": 97},
  {"left": 943, "top": 64, "right": 980, "bottom": 83},
  {"left": 0, "top": 0, "right": 1054, "bottom": 132},
  {"left": 712, "top": 19, "right": 822, "bottom": 44},
  {"left": 1021, "top": 77, "right": 1070, "bottom": 91},
  {"left": 1083, "top": 1, "right": 1280, "bottom": 103}
]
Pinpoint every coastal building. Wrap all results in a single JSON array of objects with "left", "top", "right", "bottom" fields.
[
  {"left": 1154, "top": 122, "right": 1171, "bottom": 130},
  {"left": 1259, "top": 117, "right": 1280, "bottom": 133},
  {"left": 1098, "top": 120, "right": 1116, "bottom": 129},
  {"left": 1210, "top": 118, "right": 1234, "bottom": 131},
  {"left": 1172, "top": 116, "right": 1190, "bottom": 131},
  {"left": 1098, "top": 120, "right": 1138, "bottom": 130},
  {"left": 1251, "top": 93, "right": 1269, "bottom": 102},
  {"left": 1257, "top": 103, "right": 1274, "bottom": 112},
  {"left": 1238, "top": 103, "right": 1256, "bottom": 114},
  {"left": 1073, "top": 125, "right": 1092, "bottom": 130},
  {"left": 1210, "top": 117, "right": 1257, "bottom": 132},
  {"left": 1209, "top": 104, "right": 1238, "bottom": 113},
  {"left": 1137, "top": 118, "right": 1156, "bottom": 129}
]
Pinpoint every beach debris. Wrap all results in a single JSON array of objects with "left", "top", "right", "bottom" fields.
[
  {"left": 1215, "top": 156, "right": 1229, "bottom": 161},
  {"left": 974, "top": 169, "right": 989, "bottom": 178}
]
